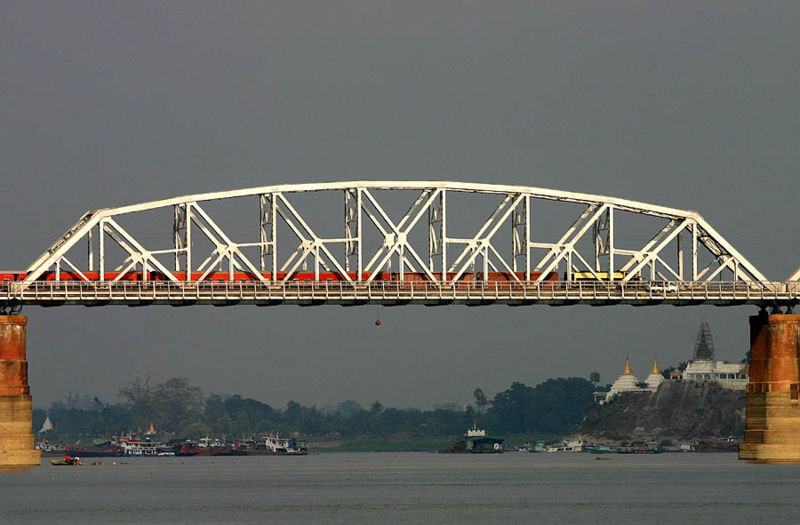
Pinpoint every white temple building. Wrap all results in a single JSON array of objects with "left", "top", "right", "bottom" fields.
[
  {"left": 605, "top": 357, "right": 641, "bottom": 401},
  {"left": 594, "top": 321, "right": 748, "bottom": 405},
  {"left": 597, "top": 357, "right": 664, "bottom": 404},
  {"left": 38, "top": 414, "right": 53, "bottom": 434},
  {"left": 680, "top": 321, "right": 748, "bottom": 390},
  {"left": 682, "top": 360, "right": 747, "bottom": 389},
  {"left": 645, "top": 358, "right": 665, "bottom": 391}
]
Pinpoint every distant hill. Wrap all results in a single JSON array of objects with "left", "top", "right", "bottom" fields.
[{"left": 578, "top": 381, "right": 745, "bottom": 443}]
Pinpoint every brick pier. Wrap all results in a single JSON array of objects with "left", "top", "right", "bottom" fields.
[
  {"left": 740, "top": 313, "right": 800, "bottom": 463},
  {"left": 0, "top": 315, "right": 41, "bottom": 467}
]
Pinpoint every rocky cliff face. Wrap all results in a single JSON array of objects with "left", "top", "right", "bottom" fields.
[{"left": 579, "top": 381, "right": 745, "bottom": 443}]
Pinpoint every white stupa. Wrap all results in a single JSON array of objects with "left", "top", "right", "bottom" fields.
[
  {"left": 645, "top": 358, "right": 665, "bottom": 392},
  {"left": 38, "top": 414, "right": 54, "bottom": 434},
  {"left": 606, "top": 357, "right": 641, "bottom": 401}
]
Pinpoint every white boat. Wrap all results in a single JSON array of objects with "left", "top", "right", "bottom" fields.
[
  {"left": 545, "top": 438, "right": 584, "bottom": 453},
  {"left": 114, "top": 436, "right": 169, "bottom": 456},
  {"left": 264, "top": 434, "right": 308, "bottom": 455},
  {"left": 198, "top": 436, "right": 226, "bottom": 448}
]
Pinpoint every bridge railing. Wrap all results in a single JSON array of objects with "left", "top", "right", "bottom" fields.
[{"left": 1, "top": 280, "right": 795, "bottom": 306}]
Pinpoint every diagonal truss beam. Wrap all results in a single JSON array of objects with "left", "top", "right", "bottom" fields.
[
  {"left": 18, "top": 181, "right": 772, "bottom": 291},
  {"left": 532, "top": 203, "right": 608, "bottom": 282},
  {"left": 361, "top": 189, "right": 440, "bottom": 283}
]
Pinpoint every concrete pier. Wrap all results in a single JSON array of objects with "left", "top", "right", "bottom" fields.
[
  {"left": 0, "top": 315, "right": 41, "bottom": 467},
  {"left": 739, "top": 314, "right": 800, "bottom": 463}
]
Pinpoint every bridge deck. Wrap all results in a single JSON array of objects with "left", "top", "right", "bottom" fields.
[{"left": 2, "top": 281, "right": 797, "bottom": 307}]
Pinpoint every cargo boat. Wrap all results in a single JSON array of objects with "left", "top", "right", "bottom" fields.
[
  {"left": 439, "top": 423, "right": 504, "bottom": 453},
  {"left": 174, "top": 438, "right": 247, "bottom": 456},
  {"left": 175, "top": 436, "right": 310, "bottom": 456},
  {"left": 38, "top": 441, "right": 118, "bottom": 457},
  {"left": 115, "top": 436, "right": 175, "bottom": 456}
]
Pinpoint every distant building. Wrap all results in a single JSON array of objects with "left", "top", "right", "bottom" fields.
[
  {"left": 596, "top": 357, "right": 663, "bottom": 404},
  {"left": 692, "top": 320, "right": 716, "bottom": 361},
  {"left": 681, "top": 321, "right": 747, "bottom": 390},
  {"left": 38, "top": 414, "right": 54, "bottom": 434},
  {"left": 645, "top": 358, "right": 665, "bottom": 391},
  {"left": 683, "top": 360, "right": 747, "bottom": 388}
]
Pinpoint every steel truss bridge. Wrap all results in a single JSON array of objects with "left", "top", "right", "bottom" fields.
[{"left": 3, "top": 181, "right": 799, "bottom": 310}]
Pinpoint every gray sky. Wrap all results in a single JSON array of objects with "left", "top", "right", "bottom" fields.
[{"left": 1, "top": 1, "right": 798, "bottom": 409}]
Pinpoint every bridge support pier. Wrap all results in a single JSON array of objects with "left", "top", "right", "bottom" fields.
[
  {"left": 740, "top": 313, "right": 800, "bottom": 463},
  {"left": 0, "top": 315, "right": 40, "bottom": 467}
]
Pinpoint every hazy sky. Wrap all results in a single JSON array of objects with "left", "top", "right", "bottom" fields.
[{"left": 1, "top": 1, "right": 798, "bottom": 410}]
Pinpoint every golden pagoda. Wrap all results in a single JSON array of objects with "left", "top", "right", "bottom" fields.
[
  {"left": 646, "top": 358, "right": 664, "bottom": 391},
  {"left": 651, "top": 358, "right": 660, "bottom": 375},
  {"left": 622, "top": 357, "right": 634, "bottom": 375},
  {"left": 606, "top": 357, "right": 641, "bottom": 401}
]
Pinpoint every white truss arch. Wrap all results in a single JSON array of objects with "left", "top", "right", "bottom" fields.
[{"left": 21, "top": 180, "right": 768, "bottom": 291}]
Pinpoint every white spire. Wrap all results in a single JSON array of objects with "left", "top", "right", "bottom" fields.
[
  {"left": 39, "top": 414, "right": 54, "bottom": 433},
  {"left": 646, "top": 357, "right": 665, "bottom": 391}
]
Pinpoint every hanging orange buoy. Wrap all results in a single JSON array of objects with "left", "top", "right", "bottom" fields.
[{"left": 375, "top": 319, "right": 382, "bottom": 326}]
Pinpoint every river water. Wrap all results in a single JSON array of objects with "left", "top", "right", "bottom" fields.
[{"left": 2, "top": 452, "right": 799, "bottom": 524}]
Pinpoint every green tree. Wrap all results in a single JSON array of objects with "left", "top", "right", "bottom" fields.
[
  {"left": 118, "top": 373, "right": 156, "bottom": 431},
  {"left": 473, "top": 388, "right": 488, "bottom": 414},
  {"left": 487, "top": 378, "right": 595, "bottom": 434},
  {"left": 283, "top": 401, "right": 303, "bottom": 426},
  {"left": 589, "top": 372, "right": 601, "bottom": 387},
  {"left": 152, "top": 377, "right": 204, "bottom": 434},
  {"left": 663, "top": 361, "right": 689, "bottom": 379},
  {"left": 489, "top": 382, "right": 535, "bottom": 433},
  {"left": 335, "top": 400, "right": 363, "bottom": 418},
  {"left": 526, "top": 377, "right": 595, "bottom": 434}
]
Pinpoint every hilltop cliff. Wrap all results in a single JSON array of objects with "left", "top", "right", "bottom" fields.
[{"left": 578, "top": 381, "right": 745, "bottom": 443}]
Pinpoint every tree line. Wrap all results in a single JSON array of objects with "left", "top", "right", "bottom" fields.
[{"left": 33, "top": 375, "right": 595, "bottom": 440}]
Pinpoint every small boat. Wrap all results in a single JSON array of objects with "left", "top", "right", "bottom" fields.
[
  {"left": 264, "top": 434, "right": 308, "bottom": 455},
  {"left": 632, "top": 444, "right": 663, "bottom": 454},
  {"left": 585, "top": 444, "right": 620, "bottom": 454},
  {"left": 563, "top": 439, "right": 585, "bottom": 452},
  {"left": 584, "top": 443, "right": 663, "bottom": 454},
  {"left": 50, "top": 456, "right": 83, "bottom": 466},
  {"left": 518, "top": 441, "right": 546, "bottom": 453}
]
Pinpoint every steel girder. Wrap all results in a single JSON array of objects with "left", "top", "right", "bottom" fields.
[
  {"left": 21, "top": 181, "right": 769, "bottom": 289},
  {"left": 2, "top": 280, "right": 795, "bottom": 308}
]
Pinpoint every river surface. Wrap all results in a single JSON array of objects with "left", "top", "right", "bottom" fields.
[{"left": 2, "top": 452, "right": 799, "bottom": 524}]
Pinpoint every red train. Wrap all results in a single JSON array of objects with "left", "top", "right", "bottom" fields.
[{"left": 0, "top": 270, "right": 558, "bottom": 284}]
